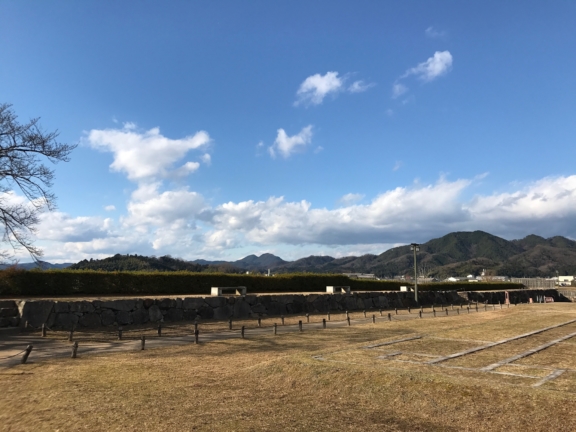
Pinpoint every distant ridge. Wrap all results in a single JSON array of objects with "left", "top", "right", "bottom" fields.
[{"left": 10, "top": 231, "right": 576, "bottom": 278}]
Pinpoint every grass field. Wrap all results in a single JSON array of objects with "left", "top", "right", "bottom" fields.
[{"left": 2, "top": 304, "right": 576, "bottom": 431}]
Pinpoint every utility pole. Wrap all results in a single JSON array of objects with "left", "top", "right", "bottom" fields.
[{"left": 411, "top": 243, "right": 420, "bottom": 303}]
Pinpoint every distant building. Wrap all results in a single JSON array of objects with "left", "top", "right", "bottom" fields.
[
  {"left": 511, "top": 278, "right": 556, "bottom": 289},
  {"left": 344, "top": 273, "right": 380, "bottom": 280},
  {"left": 558, "top": 276, "right": 574, "bottom": 285}
]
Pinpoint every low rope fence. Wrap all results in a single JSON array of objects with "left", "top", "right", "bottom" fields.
[{"left": 1, "top": 299, "right": 526, "bottom": 366}]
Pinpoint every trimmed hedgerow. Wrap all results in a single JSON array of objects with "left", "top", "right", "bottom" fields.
[{"left": 0, "top": 268, "right": 525, "bottom": 297}]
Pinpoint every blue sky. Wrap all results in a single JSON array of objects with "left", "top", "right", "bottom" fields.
[{"left": 1, "top": 1, "right": 576, "bottom": 263}]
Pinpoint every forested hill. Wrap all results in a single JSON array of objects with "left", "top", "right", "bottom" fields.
[{"left": 69, "top": 254, "right": 243, "bottom": 273}]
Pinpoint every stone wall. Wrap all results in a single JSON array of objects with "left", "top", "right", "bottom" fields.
[{"left": 0, "top": 288, "right": 567, "bottom": 329}]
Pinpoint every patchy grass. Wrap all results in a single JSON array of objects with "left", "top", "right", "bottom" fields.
[{"left": 2, "top": 304, "right": 576, "bottom": 431}]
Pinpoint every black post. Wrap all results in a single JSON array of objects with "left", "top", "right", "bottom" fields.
[
  {"left": 141, "top": 335, "right": 145, "bottom": 350},
  {"left": 363, "top": 310, "right": 367, "bottom": 318},
  {"left": 322, "top": 318, "right": 326, "bottom": 329},
  {"left": 327, "top": 311, "right": 331, "bottom": 321},
  {"left": 419, "top": 311, "right": 422, "bottom": 319},
  {"left": 157, "top": 324, "right": 162, "bottom": 337},
  {"left": 41, "top": 323, "right": 46, "bottom": 338},
  {"left": 379, "top": 309, "right": 383, "bottom": 316},
  {"left": 71, "top": 341, "right": 78, "bottom": 358},
  {"left": 346, "top": 316, "right": 351, "bottom": 326},
  {"left": 299, "top": 320, "right": 303, "bottom": 332},
  {"left": 258, "top": 317, "right": 261, "bottom": 328},
  {"left": 306, "top": 313, "right": 310, "bottom": 323},
  {"left": 273, "top": 323, "right": 277, "bottom": 335},
  {"left": 241, "top": 326, "right": 245, "bottom": 339},
  {"left": 68, "top": 327, "right": 74, "bottom": 342},
  {"left": 229, "top": 319, "right": 232, "bottom": 330},
  {"left": 281, "top": 316, "right": 285, "bottom": 325},
  {"left": 388, "top": 313, "right": 391, "bottom": 321},
  {"left": 21, "top": 345, "right": 33, "bottom": 364},
  {"left": 194, "top": 329, "right": 199, "bottom": 344},
  {"left": 117, "top": 326, "right": 122, "bottom": 341},
  {"left": 372, "top": 314, "right": 376, "bottom": 324}
]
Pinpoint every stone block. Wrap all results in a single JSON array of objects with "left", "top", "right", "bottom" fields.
[
  {"left": 183, "top": 298, "right": 205, "bottom": 310},
  {"left": 18, "top": 300, "right": 55, "bottom": 328},
  {"left": 101, "top": 309, "right": 116, "bottom": 326},
  {"left": 176, "top": 298, "right": 183, "bottom": 309},
  {"left": 0, "top": 318, "right": 10, "bottom": 327},
  {"left": 287, "top": 302, "right": 304, "bottom": 314},
  {"left": 116, "top": 310, "right": 132, "bottom": 325},
  {"left": 157, "top": 298, "right": 176, "bottom": 309},
  {"left": 244, "top": 295, "right": 258, "bottom": 305},
  {"left": 9, "top": 317, "right": 19, "bottom": 327},
  {"left": 313, "top": 298, "right": 329, "bottom": 313},
  {"left": 164, "top": 308, "right": 183, "bottom": 321},
  {"left": 54, "top": 302, "right": 69, "bottom": 313},
  {"left": 213, "top": 305, "right": 233, "bottom": 320},
  {"left": 0, "top": 300, "right": 16, "bottom": 309},
  {"left": 79, "top": 313, "right": 101, "bottom": 327},
  {"left": 69, "top": 301, "right": 95, "bottom": 313},
  {"left": 251, "top": 303, "right": 267, "bottom": 314},
  {"left": 197, "top": 305, "right": 214, "bottom": 319},
  {"left": 148, "top": 305, "right": 163, "bottom": 322},
  {"left": 100, "top": 300, "right": 136, "bottom": 312},
  {"left": 233, "top": 299, "right": 252, "bottom": 318},
  {"left": 0, "top": 308, "right": 18, "bottom": 318},
  {"left": 183, "top": 309, "right": 197, "bottom": 321},
  {"left": 55, "top": 313, "right": 79, "bottom": 328},
  {"left": 377, "top": 296, "right": 390, "bottom": 308},
  {"left": 204, "top": 296, "right": 226, "bottom": 308},
  {"left": 143, "top": 299, "right": 155, "bottom": 309},
  {"left": 344, "top": 296, "right": 357, "bottom": 310},
  {"left": 131, "top": 308, "right": 149, "bottom": 325},
  {"left": 267, "top": 301, "right": 286, "bottom": 316}
]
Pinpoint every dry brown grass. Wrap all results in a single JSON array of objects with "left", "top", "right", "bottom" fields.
[{"left": 2, "top": 304, "right": 576, "bottom": 431}]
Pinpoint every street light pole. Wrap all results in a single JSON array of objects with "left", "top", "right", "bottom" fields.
[{"left": 411, "top": 243, "right": 420, "bottom": 303}]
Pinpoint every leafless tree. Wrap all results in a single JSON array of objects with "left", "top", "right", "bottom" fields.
[{"left": 0, "top": 103, "right": 76, "bottom": 262}]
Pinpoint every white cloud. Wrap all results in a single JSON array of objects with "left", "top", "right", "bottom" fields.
[
  {"left": 393, "top": 161, "right": 402, "bottom": 171},
  {"left": 294, "top": 72, "right": 343, "bottom": 106},
  {"left": 392, "top": 83, "right": 408, "bottom": 99},
  {"left": 37, "top": 212, "right": 112, "bottom": 243},
  {"left": 402, "top": 51, "right": 453, "bottom": 82},
  {"left": 86, "top": 124, "right": 210, "bottom": 182},
  {"left": 203, "top": 175, "right": 576, "bottom": 248},
  {"left": 339, "top": 193, "right": 365, "bottom": 205},
  {"left": 425, "top": 26, "right": 446, "bottom": 39},
  {"left": 268, "top": 125, "right": 313, "bottom": 159},
  {"left": 348, "top": 80, "right": 374, "bottom": 93},
  {"left": 104, "top": 205, "right": 116, "bottom": 211},
  {"left": 201, "top": 154, "right": 211, "bottom": 165}
]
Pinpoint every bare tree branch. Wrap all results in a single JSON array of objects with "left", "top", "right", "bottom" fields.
[{"left": 0, "top": 103, "right": 76, "bottom": 263}]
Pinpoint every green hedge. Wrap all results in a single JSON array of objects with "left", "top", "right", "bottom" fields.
[
  {"left": 0, "top": 269, "right": 525, "bottom": 297},
  {"left": 0, "top": 269, "right": 406, "bottom": 296}
]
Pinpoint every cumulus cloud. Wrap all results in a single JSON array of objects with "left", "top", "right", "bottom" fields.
[
  {"left": 86, "top": 124, "right": 210, "bottom": 181},
  {"left": 202, "top": 175, "right": 576, "bottom": 248},
  {"left": 339, "top": 193, "right": 365, "bottom": 205},
  {"left": 201, "top": 154, "right": 211, "bottom": 165},
  {"left": 348, "top": 80, "right": 374, "bottom": 93},
  {"left": 295, "top": 72, "right": 343, "bottom": 106},
  {"left": 37, "top": 212, "right": 112, "bottom": 243},
  {"left": 401, "top": 51, "right": 453, "bottom": 82},
  {"left": 268, "top": 125, "right": 313, "bottom": 159},
  {"left": 104, "top": 205, "right": 116, "bottom": 211}
]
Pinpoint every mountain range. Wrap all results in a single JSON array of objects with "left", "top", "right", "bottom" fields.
[{"left": 6, "top": 231, "right": 576, "bottom": 278}]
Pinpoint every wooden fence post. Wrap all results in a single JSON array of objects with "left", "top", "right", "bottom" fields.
[
  {"left": 306, "top": 313, "right": 310, "bottom": 323},
  {"left": 117, "top": 326, "right": 122, "bottom": 341},
  {"left": 71, "top": 341, "right": 78, "bottom": 358},
  {"left": 194, "top": 330, "right": 199, "bottom": 344},
  {"left": 21, "top": 345, "right": 33, "bottom": 364},
  {"left": 388, "top": 313, "right": 391, "bottom": 321},
  {"left": 327, "top": 311, "right": 331, "bottom": 321},
  {"left": 322, "top": 318, "right": 326, "bottom": 329},
  {"left": 299, "top": 320, "right": 303, "bottom": 332},
  {"left": 273, "top": 323, "right": 277, "bottom": 335},
  {"left": 41, "top": 323, "right": 46, "bottom": 338},
  {"left": 229, "top": 319, "right": 232, "bottom": 330},
  {"left": 241, "top": 326, "right": 245, "bottom": 339},
  {"left": 372, "top": 315, "right": 376, "bottom": 324},
  {"left": 157, "top": 324, "right": 162, "bottom": 337},
  {"left": 141, "top": 336, "right": 146, "bottom": 350},
  {"left": 281, "top": 316, "right": 285, "bottom": 325},
  {"left": 347, "top": 317, "right": 351, "bottom": 326}
]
